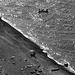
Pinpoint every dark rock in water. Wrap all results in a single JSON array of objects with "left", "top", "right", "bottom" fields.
[{"left": 38, "top": 9, "right": 49, "bottom": 14}]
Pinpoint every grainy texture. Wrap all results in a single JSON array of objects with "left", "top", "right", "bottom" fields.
[{"left": 0, "top": 0, "right": 75, "bottom": 74}]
